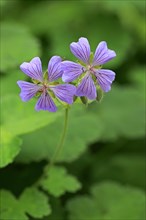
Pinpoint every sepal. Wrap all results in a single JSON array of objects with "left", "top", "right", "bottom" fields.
[
  {"left": 96, "top": 87, "right": 103, "bottom": 102},
  {"left": 80, "top": 96, "right": 88, "bottom": 106}
]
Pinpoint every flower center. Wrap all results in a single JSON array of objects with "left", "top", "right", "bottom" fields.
[
  {"left": 38, "top": 82, "right": 49, "bottom": 94},
  {"left": 86, "top": 65, "right": 96, "bottom": 75}
]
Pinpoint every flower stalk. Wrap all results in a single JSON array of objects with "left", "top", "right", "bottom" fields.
[{"left": 50, "top": 107, "right": 69, "bottom": 165}]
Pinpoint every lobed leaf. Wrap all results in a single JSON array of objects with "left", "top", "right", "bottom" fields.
[
  {"left": 0, "top": 187, "right": 51, "bottom": 220},
  {"left": 67, "top": 181, "right": 146, "bottom": 220},
  {"left": 0, "top": 190, "right": 28, "bottom": 220},
  {"left": 19, "top": 187, "right": 51, "bottom": 218},
  {"left": 40, "top": 165, "right": 81, "bottom": 197}
]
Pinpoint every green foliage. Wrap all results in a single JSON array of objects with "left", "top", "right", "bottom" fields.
[
  {"left": 0, "top": 190, "right": 28, "bottom": 220},
  {"left": 0, "top": 95, "right": 60, "bottom": 167},
  {"left": 40, "top": 165, "right": 81, "bottom": 197},
  {"left": 19, "top": 1, "right": 81, "bottom": 35},
  {"left": 94, "top": 85, "right": 145, "bottom": 140},
  {"left": 107, "top": 155, "right": 145, "bottom": 188},
  {"left": 0, "top": 1, "right": 145, "bottom": 220},
  {"left": 0, "top": 22, "right": 41, "bottom": 72},
  {"left": 0, "top": 128, "right": 22, "bottom": 168},
  {"left": 17, "top": 104, "right": 103, "bottom": 163},
  {"left": 19, "top": 187, "right": 51, "bottom": 218},
  {"left": 16, "top": 74, "right": 145, "bottom": 163},
  {"left": 1, "top": 95, "right": 61, "bottom": 136},
  {"left": 1, "top": 70, "right": 27, "bottom": 96},
  {"left": 50, "top": 5, "right": 132, "bottom": 69},
  {"left": 129, "top": 66, "right": 145, "bottom": 88},
  {"left": 47, "top": 199, "right": 65, "bottom": 220},
  {"left": 101, "top": 1, "right": 145, "bottom": 44},
  {"left": 90, "top": 143, "right": 146, "bottom": 190},
  {"left": 0, "top": 187, "right": 51, "bottom": 220},
  {"left": 67, "top": 182, "right": 146, "bottom": 220}
]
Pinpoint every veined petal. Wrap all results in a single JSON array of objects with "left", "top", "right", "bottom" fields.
[
  {"left": 95, "top": 69, "right": 115, "bottom": 92},
  {"left": 35, "top": 92, "right": 57, "bottom": 112},
  {"left": 70, "top": 37, "right": 91, "bottom": 64},
  {"left": 93, "top": 41, "right": 116, "bottom": 66},
  {"left": 62, "top": 61, "right": 83, "bottom": 82},
  {"left": 17, "top": 80, "right": 41, "bottom": 101},
  {"left": 20, "top": 57, "right": 43, "bottom": 82},
  {"left": 76, "top": 74, "right": 97, "bottom": 100},
  {"left": 48, "top": 56, "right": 63, "bottom": 82},
  {"left": 50, "top": 84, "right": 76, "bottom": 104}
]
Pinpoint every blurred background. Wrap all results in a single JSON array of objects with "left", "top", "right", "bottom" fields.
[{"left": 0, "top": 0, "right": 145, "bottom": 220}]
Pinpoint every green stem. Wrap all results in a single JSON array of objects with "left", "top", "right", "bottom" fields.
[{"left": 50, "top": 108, "right": 69, "bottom": 165}]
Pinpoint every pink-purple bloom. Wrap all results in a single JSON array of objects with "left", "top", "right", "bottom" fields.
[
  {"left": 17, "top": 56, "right": 76, "bottom": 112},
  {"left": 61, "top": 37, "right": 116, "bottom": 100}
]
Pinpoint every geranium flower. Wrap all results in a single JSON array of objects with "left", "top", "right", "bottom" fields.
[
  {"left": 61, "top": 37, "right": 116, "bottom": 100},
  {"left": 17, "top": 56, "right": 76, "bottom": 112}
]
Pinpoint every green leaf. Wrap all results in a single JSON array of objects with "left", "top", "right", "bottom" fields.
[
  {"left": 1, "top": 69, "right": 27, "bottom": 96},
  {"left": 19, "top": 1, "right": 132, "bottom": 68},
  {"left": 67, "top": 182, "right": 146, "bottom": 220},
  {"left": 47, "top": 198, "right": 65, "bottom": 220},
  {"left": 19, "top": 1, "right": 81, "bottom": 34},
  {"left": 91, "top": 142, "right": 146, "bottom": 190},
  {"left": 1, "top": 95, "right": 61, "bottom": 136},
  {"left": 0, "top": 188, "right": 51, "bottom": 220},
  {"left": 110, "top": 155, "right": 146, "bottom": 189},
  {"left": 88, "top": 17, "right": 131, "bottom": 68},
  {"left": 89, "top": 85, "right": 145, "bottom": 140},
  {"left": 52, "top": 6, "right": 132, "bottom": 69},
  {"left": 19, "top": 187, "right": 51, "bottom": 218},
  {"left": 17, "top": 104, "right": 103, "bottom": 163},
  {"left": 0, "top": 22, "right": 40, "bottom": 72},
  {"left": 68, "top": 196, "right": 103, "bottom": 220},
  {"left": 0, "top": 0, "right": 7, "bottom": 7},
  {"left": 0, "top": 190, "right": 28, "bottom": 220},
  {"left": 0, "top": 128, "right": 22, "bottom": 168},
  {"left": 102, "top": 1, "right": 145, "bottom": 44},
  {"left": 128, "top": 66, "right": 145, "bottom": 89},
  {"left": 40, "top": 166, "right": 81, "bottom": 197},
  {"left": 1, "top": 92, "right": 59, "bottom": 168}
]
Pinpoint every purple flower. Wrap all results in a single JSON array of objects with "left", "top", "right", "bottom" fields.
[
  {"left": 62, "top": 37, "right": 116, "bottom": 100},
  {"left": 17, "top": 56, "right": 76, "bottom": 112}
]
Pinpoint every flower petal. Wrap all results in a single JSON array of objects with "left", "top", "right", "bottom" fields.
[
  {"left": 50, "top": 84, "right": 76, "bottom": 104},
  {"left": 17, "top": 80, "right": 41, "bottom": 101},
  {"left": 35, "top": 92, "right": 57, "bottom": 112},
  {"left": 95, "top": 69, "right": 115, "bottom": 92},
  {"left": 76, "top": 74, "right": 97, "bottom": 100},
  {"left": 62, "top": 61, "right": 84, "bottom": 83},
  {"left": 20, "top": 57, "right": 43, "bottom": 82},
  {"left": 48, "top": 56, "right": 63, "bottom": 82},
  {"left": 70, "top": 37, "right": 91, "bottom": 64},
  {"left": 93, "top": 41, "right": 116, "bottom": 66}
]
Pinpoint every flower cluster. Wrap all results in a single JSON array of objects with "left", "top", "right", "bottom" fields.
[
  {"left": 17, "top": 56, "right": 76, "bottom": 112},
  {"left": 17, "top": 37, "right": 116, "bottom": 112}
]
